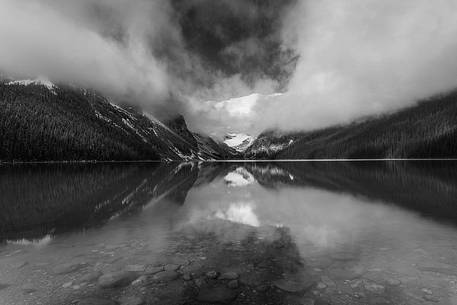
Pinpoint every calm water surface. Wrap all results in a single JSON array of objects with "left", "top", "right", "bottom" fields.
[{"left": 1, "top": 162, "right": 457, "bottom": 305}]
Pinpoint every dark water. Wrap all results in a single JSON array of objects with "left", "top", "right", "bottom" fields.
[{"left": 1, "top": 161, "right": 457, "bottom": 305}]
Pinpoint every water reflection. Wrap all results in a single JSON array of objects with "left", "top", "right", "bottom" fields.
[{"left": 1, "top": 161, "right": 457, "bottom": 304}]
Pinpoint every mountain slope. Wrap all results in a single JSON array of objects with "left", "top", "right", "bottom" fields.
[
  {"left": 166, "top": 115, "right": 239, "bottom": 160},
  {"left": 0, "top": 79, "right": 233, "bottom": 161},
  {"left": 194, "top": 133, "right": 239, "bottom": 160},
  {"left": 246, "top": 90, "right": 457, "bottom": 159}
]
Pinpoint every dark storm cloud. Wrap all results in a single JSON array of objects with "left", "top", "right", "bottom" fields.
[
  {"left": 169, "top": 0, "right": 297, "bottom": 89},
  {"left": 190, "top": 0, "right": 457, "bottom": 137},
  {"left": 0, "top": 0, "right": 297, "bottom": 118}
]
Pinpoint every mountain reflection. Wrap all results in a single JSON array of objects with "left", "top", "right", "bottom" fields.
[{"left": 2, "top": 161, "right": 457, "bottom": 242}]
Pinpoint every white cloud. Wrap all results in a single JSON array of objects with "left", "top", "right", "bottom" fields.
[
  {"left": 0, "top": 0, "right": 170, "bottom": 101},
  {"left": 251, "top": 0, "right": 457, "bottom": 133},
  {"left": 224, "top": 167, "right": 255, "bottom": 187}
]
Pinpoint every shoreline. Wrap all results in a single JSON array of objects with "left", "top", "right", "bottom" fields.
[{"left": 2, "top": 158, "right": 457, "bottom": 165}]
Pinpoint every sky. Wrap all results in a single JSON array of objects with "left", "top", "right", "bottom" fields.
[{"left": 1, "top": 0, "right": 457, "bottom": 137}]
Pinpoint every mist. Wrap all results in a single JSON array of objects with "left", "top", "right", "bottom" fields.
[
  {"left": 251, "top": 0, "right": 457, "bottom": 134},
  {"left": 0, "top": 0, "right": 172, "bottom": 104}
]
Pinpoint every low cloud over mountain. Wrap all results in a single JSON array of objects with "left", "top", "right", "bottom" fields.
[{"left": 2, "top": 0, "right": 457, "bottom": 136}]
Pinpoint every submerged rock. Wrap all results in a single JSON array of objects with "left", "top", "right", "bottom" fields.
[
  {"left": 423, "top": 294, "right": 440, "bottom": 302},
  {"left": 164, "top": 264, "right": 181, "bottom": 271},
  {"left": 386, "top": 278, "right": 401, "bottom": 286},
  {"left": 153, "top": 270, "right": 179, "bottom": 282},
  {"left": 239, "top": 272, "right": 265, "bottom": 286},
  {"left": 273, "top": 278, "right": 315, "bottom": 293},
  {"left": 182, "top": 273, "right": 192, "bottom": 281},
  {"left": 206, "top": 270, "right": 219, "bottom": 279},
  {"left": 14, "top": 261, "right": 28, "bottom": 269},
  {"left": 422, "top": 288, "right": 433, "bottom": 295},
  {"left": 53, "top": 262, "right": 87, "bottom": 275},
  {"left": 0, "top": 283, "right": 10, "bottom": 291},
  {"left": 194, "top": 278, "right": 205, "bottom": 288},
  {"left": 22, "top": 284, "right": 36, "bottom": 294},
  {"left": 144, "top": 265, "right": 164, "bottom": 275},
  {"left": 62, "top": 281, "right": 73, "bottom": 288},
  {"left": 320, "top": 276, "right": 336, "bottom": 287},
  {"left": 197, "top": 286, "right": 238, "bottom": 304},
  {"left": 76, "top": 271, "right": 102, "bottom": 284},
  {"left": 219, "top": 272, "right": 239, "bottom": 280},
  {"left": 119, "top": 296, "right": 145, "bottom": 305},
  {"left": 125, "top": 265, "right": 145, "bottom": 272},
  {"left": 78, "top": 297, "right": 117, "bottom": 305},
  {"left": 364, "top": 282, "right": 385, "bottom": 294},
  {"left": 98, "top": 271, "right": 139, "bottom": 288},
  {"left": 131, "top": 275, "right": 148, "bottom": 286},
  {"left": 227, "top": 280, "right": 239, "bottom": 289},
  {"left": 417, "top": 264, "right": 457, "bottom": 276}
]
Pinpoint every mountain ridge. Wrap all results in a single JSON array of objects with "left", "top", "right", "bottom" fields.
[
  {"left": 0, "top": 78, "right": 236, "bottom": 162},
  {"left": 3, "top": 77, "right": 457, "bottom": 161},
  {"left": 245, "top": 90, "right": 457, "bottom": 159}
]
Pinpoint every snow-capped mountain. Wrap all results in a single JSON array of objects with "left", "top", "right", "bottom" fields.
[
  {"left": 0, "top": 78, "right": 235, "bottom": 162},
  {"left": 223, "top": 133, "right": 254, "bottom": 152}
]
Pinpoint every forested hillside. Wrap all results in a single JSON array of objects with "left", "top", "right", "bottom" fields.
[
  {"left": 0, "top": 80, "right": 235, "bottom": 162},
  {"left": 246, "top": 90, "right": 457, "bottom": 159}
]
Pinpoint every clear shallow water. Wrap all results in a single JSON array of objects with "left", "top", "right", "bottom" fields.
[{"left": 1, "top": 162, "right": 457, "bottom": 304}]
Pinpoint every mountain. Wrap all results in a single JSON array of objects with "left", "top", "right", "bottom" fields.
[
  {"left": 0, "top": 78, "right": 234, "bottom": 162},
  {"left": 223, "top": 133, "right": 254, "bottom": 152},
  {"left": 194, "top": 133, "right": 239, "bottom": 159},
  {"left": 165, "top": 115, "right": 238, "bottom": 160},
  {"left": 246, "top": 90, "right": 457, "bottom": 159}
]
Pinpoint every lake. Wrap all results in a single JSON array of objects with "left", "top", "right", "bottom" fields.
[{"left": 1, "top": 161, "right": 457, "bottom": 305}]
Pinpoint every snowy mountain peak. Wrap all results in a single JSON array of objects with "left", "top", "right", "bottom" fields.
[{"left": 224, "top": 133, "right": 254, "bottom": 152}]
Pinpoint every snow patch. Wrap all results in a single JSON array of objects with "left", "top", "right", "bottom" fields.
[
  {"left": 6, "top": 77, "right": 57, "bottom": 94},
  {"left": 122, "top": 118, "right": 148, "bottom": 143},
  {"left": 94, "top": 110, "right": 111, "bottom": 123},
  {"left": 109, "top": 102, "right": 138, "bottom": 121},
  {"left": 224, "top": 133, "right": 254, "bottom": 152}
]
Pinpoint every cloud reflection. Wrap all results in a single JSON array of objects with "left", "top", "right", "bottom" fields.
[{"left": 215, "top": 202, "right": 260, "bottom": 227}]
